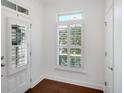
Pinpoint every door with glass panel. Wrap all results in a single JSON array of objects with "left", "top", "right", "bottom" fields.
[
  {"left": 1, "top": 11, "right": 31, "bottom": 93},
  {"left": 7, "top": 18, "right": 30, "bottom": 93}
]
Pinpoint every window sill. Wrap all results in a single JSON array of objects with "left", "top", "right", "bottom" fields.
[{"left": 55, "top": 66, "right": 87, "bottom": 74}]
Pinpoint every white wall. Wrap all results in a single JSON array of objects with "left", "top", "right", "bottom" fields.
[
  {"left": 114, "top": 0, "right": 122, "bottom": 93},
  {"left": 43, "top": 0, "right": 104, "bottom": 90},
  {"left": 30, "top": 0, "right": 45, "bottom": 87},
  {"left": 13, "top": 0, "right": 45, "bottom": 87}
]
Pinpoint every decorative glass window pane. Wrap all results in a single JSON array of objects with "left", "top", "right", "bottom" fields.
[
  {"left": 58, "top": 13, "right": 82, "bottom": 22},
  {"left": 59, "top": 48, "right": 68, "bottom": 55},
  {"left": 70, "top": 14, "right": 82, "bottom": 20},
  {"left": 59, "top": 55, "right": 68, "bottom": 66},
  {"left": 58, "top": 26, "right": 68, "bottom": 46},
  {"left": 70, "top": 24, "right": 81, "bottom": 46},
  {"left": 70, "top": 56, "right": 81, "bottom": 68},
  {"left": 59, "top": 15, "right": 70, "bottom": 22},
  {"left": 70, "top": 48, "right": 81, "bottom": 55},
  {"left": 59, "top": 48, "right": 68, "bottom": 66},
  {"left": 70, "top": 48, "right": 81, "bottom": 68},
  {"left": 1, "top": 0, "right": 16, "bottom": 10},
  {"left": 17, "top": 5, "right": 29, "bottom": 15}
]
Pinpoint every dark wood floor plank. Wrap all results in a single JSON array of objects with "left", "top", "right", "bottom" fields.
[{"left": 25, "top": 79, "right": 103, "bottom": 93}]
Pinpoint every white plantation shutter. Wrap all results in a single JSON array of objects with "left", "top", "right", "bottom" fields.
[
  {"left": 11, "top": 25, "right": 27, "bottom": 67},
  {"left": 7, "top": 18, "right": 29, "bottom": 75}
]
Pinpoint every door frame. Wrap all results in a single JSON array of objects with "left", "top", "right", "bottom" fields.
[{"left": 104, "top": 5, "right": 114, "bottom": 93}]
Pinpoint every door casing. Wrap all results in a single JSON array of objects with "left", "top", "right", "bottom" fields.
[{"left": 104, "top": 5, "right": 114, "bottom": 93}]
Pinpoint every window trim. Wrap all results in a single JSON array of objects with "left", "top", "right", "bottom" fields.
[{"left": 56, "top": 11, "right": 85, "bottom": 73}]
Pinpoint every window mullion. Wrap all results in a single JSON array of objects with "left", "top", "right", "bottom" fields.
[
  {"left": 67, "top": 24, "right": 70, "bottom": 67},
  {"left": 81, "top": 23, "right": 83, "bottom": 68}
]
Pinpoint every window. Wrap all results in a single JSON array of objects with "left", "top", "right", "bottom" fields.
[
  {"left": 58, "top": 13, "right": 82, "bottom": 22},
  {"left": 57, "top": 12, "right": 84, "bottom": 72},
  {"left": 1, "top": 0, "right": 29, "bottom": 15},
  {"left": 1, "top": 0, "right": 16, "bottom": 10},
  {"left": 17, "top": 5, "right": 29, "bottom": 15}
]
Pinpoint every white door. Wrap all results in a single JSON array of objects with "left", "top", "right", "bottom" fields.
[
  {"left": 104, "top": 7, "right": 114, "bottom": 93},
  {"left": 1, "top": 7, "right": 31, "bottom": 93}
]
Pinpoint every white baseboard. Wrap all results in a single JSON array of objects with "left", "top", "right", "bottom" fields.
[
  {"left": 44, "top": 74, "right": 104, "bottom": 91},
  {"left": 31, "top": 75, "right": 45, "bottom": 88},
  {"left": 30, "top": 74, "right": 104, "bottom": 91}
]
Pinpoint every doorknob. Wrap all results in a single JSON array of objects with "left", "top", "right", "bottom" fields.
[
  {"left": 1, "top": 56, "right": 4, "bottom": 60},
  {"left": 1, "top": 74, "right": 4, "bottom": 77},
  {"left": 108, "top": 66, "right": 113, "bottom": 71},
  {"left": 1, "top": 63, "right": 5, "bottom": 67}
]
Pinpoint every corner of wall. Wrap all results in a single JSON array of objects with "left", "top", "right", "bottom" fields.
[{"left": 31, "top": 74, "right": 46, "bottom": 88}]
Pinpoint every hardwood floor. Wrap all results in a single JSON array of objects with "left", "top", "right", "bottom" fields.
[{"left": 25, "top": 79, "right": 103, "bottom": 93}]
